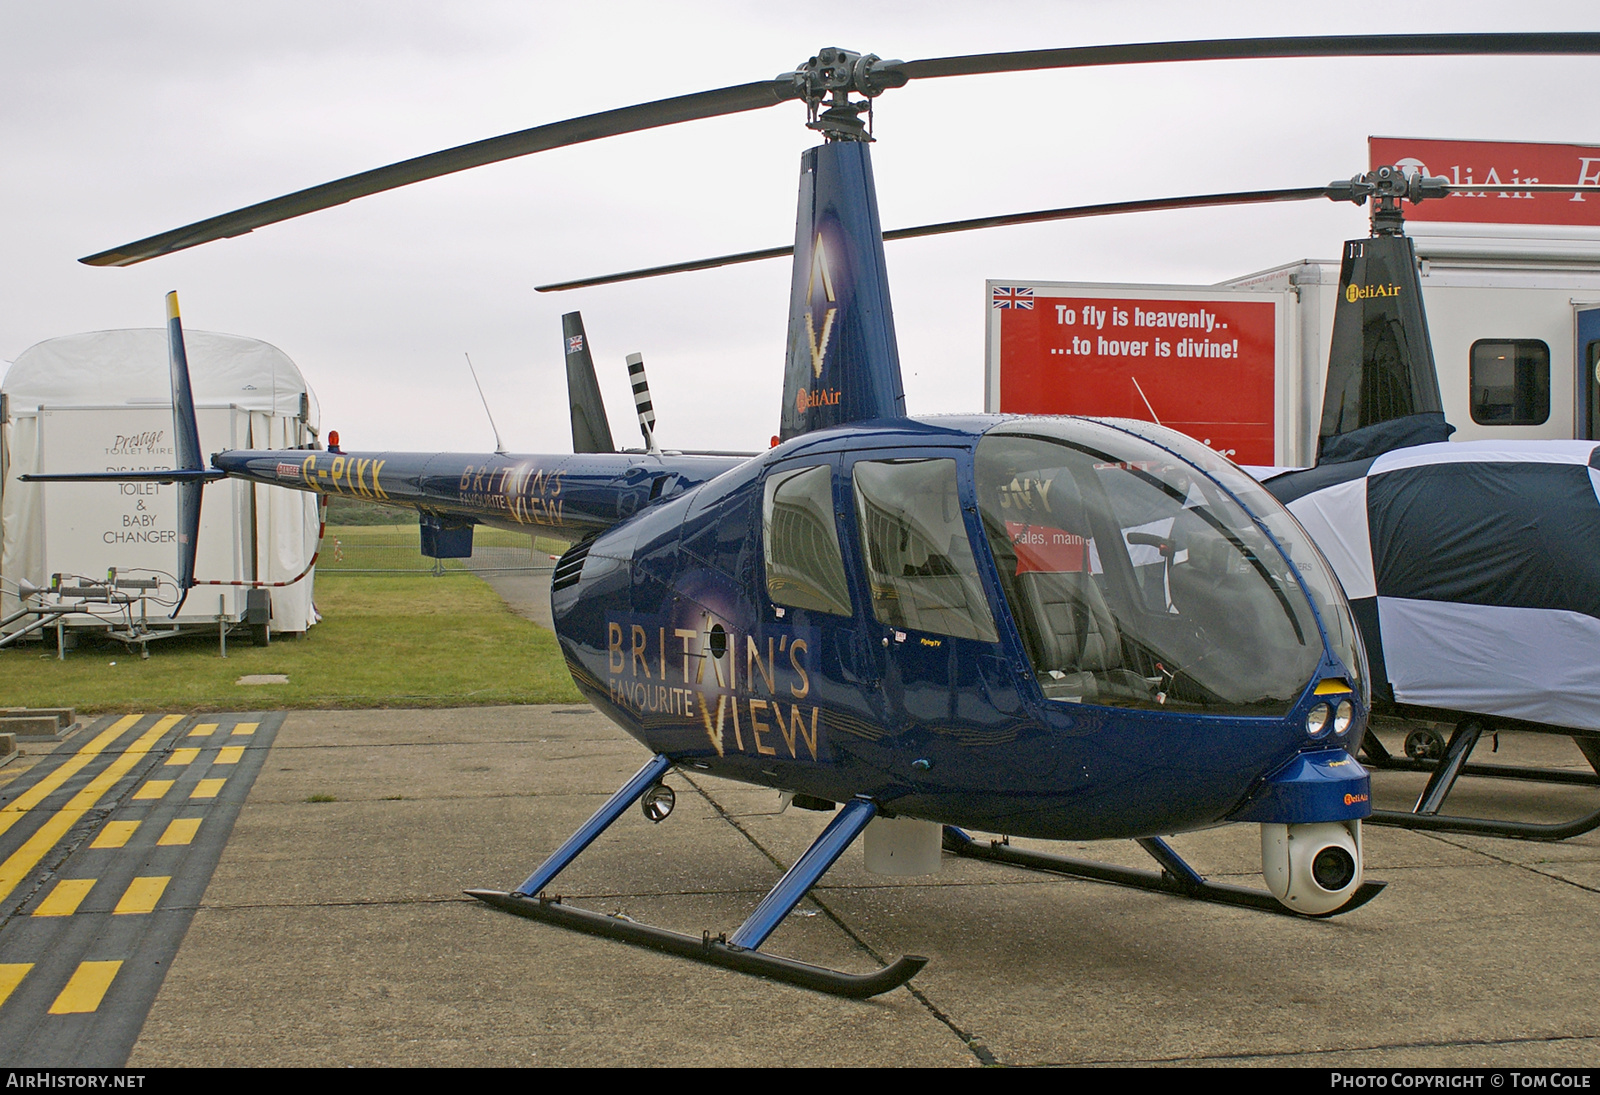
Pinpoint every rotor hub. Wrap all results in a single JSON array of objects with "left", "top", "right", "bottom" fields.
[
  {"left": 779, "top": 48, "right": 907, "bottom": 142},
  {"left": 1325, "top": 165, "right": 1450, "bottom": 235}
]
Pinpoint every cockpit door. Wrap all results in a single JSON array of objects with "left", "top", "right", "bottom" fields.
[
  {"left": 837, "top": 449, "right": 1015, "bottom": 750},
  {"left": 758, "top": 454, "right": 890, "bottom": 743}
]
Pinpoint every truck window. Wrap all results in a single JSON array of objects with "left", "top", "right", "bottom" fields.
[{"left": 1470, "top": 339, "right": 1550, "bottom": 426}]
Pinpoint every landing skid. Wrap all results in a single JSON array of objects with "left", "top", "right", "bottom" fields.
[
  {"left": 1362, "top": 720, "right": 1600, "bottom": 841},
  {"left": 468, "top": 754, "right": 924, "bottom": 999},
  {"left": 466, "top": 889, "right": 925, "bottom": 998},
  {"left": 941, "top": 827, "right": 1385, "bottom": 919}
]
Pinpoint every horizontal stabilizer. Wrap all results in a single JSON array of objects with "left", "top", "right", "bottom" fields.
[{"left": 20, "top": 469, "right": 226, "bottom": 484}]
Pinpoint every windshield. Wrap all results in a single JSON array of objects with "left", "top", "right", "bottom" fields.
[
  {"left": 975, "top": 419, "right": 1340, "bottom": 716},
  {"left": 1099, "top": 418, "right": 1366, "bottom": 703}
]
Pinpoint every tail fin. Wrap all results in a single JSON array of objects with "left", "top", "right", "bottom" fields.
[
  {"left": 1316, "top": 233, "right": 1454, "bottom": 464},
  {"left": 166, "top": 291, "right": 205, "bottom": 612},
  {"left": 562, "top": 312, "right": 616, "bottom": 454},
  {"left": 778, "top": 141, "right": 906, "bottom": 441}
]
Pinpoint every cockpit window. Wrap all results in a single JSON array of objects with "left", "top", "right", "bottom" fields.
[
  {"left": 852, "top": 458, "right": 998, "bottom": 643},
  {"left": 976, "top": 420, "right": 1330, "bottom": 715},
  {"left": 764, "top": 464, "right": 852, "bottom": 617}
]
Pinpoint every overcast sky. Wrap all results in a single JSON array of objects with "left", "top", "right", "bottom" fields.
[{"left": 3, "top": 2, "right": 1598, "bottom": 454}]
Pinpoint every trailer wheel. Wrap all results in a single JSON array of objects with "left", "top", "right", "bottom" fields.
[{"left": 250, "top": 622, "right": 270, "bottom": 647}]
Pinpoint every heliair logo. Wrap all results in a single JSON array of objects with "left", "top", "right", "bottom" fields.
[
  {"left": 1346, "top": 283, "right": 1401, "bottom": 303},
  {"left": 795, "top": 387, "right": 841, "bottom": 415}
]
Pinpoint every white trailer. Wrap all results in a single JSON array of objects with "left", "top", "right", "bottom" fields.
[
  {"left": 989, "top": 223, "right": 1600, "bottom": 468},
  {"left": 1, "top": 328, "right": 323, "bottom": 647},
  {"left": 1225, "top": 221, "right": 1600, "bottom": 465}
]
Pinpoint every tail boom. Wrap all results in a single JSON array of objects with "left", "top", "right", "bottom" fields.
[{"left": 212, "top": 447, "right": 744, "bottom": 539}]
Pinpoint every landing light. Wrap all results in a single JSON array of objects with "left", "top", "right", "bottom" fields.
[
  {"left": 640, "top": 782, "right": 675, "bottom": 823},
  {"left": 1305, "top": 705, "right": 1330, "bottom": 737},
  {"left": 1333, "top": 700, "right": 1354, "bottom": 736}
]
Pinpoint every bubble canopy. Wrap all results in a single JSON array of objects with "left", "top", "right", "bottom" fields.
[{"left": 974, "top": 418, "right": 1362, "bottom": 717}]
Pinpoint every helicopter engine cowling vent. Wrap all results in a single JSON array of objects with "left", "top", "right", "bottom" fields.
[{"left": 551, "top": 540, "right": 593, "bottom": 593}]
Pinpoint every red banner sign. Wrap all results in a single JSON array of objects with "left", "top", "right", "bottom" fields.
[
  {"left": 1006, "top": 520, "right": 1087, "bottom": 574},
  {"left": 994, "top": 290, "right": 1278, "bottom": 465},
  {"left": 1370, "top": 137, "right": 1600, "bottom": 226}
]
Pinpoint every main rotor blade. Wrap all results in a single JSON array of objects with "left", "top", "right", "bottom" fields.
[
  {"left": 893, "top": 32, "right": 1600, "bottom": 80},
  {"left": 81, "top": 81, "right": 792, "bottom": 267},
  {"left": 83, "top": 32, "right": 1600, "bottom": 268},
  {"left": 535, "top": 186, "right": 1329, "bottom": 292}
]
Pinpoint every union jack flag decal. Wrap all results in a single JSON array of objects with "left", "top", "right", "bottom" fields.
[
  {"left": 992, "top": 286, "right": 1034, "bottom": 310},
  {"left": 567, "top": 335, "right": 585, "bottom": 354}
]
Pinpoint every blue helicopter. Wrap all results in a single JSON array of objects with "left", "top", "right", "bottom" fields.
[{"left": 37, "top": 34, "right": 1600, "bottom": 997}]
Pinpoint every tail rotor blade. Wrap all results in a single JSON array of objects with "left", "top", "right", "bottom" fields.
[
  {"left": 166, "top": 292, "right": 204, "bottom": 474},
  {"left": 626, "top": 353, "right": 658, "bottom": 454}
]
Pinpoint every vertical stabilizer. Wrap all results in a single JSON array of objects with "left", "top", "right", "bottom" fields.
[
  {"left": 1317, "top": 234, "right": 1453, "bottom": 463},
  {"left": 563, "top": 311, "right": 616, "bottom": 454},
  {"left": 165, "top": 291, "right": 204, "bottom": 609},
  {"left": 779, "top": 141, "right": 906, "bottom": 440}
]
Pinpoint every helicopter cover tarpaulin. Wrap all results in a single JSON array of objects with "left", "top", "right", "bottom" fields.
[
  {"left": 1, "top": 329, "right": 322, "bottom": 633},
  {"left": 1262, "top": 440, "right": 1600, "bottom": 730}
]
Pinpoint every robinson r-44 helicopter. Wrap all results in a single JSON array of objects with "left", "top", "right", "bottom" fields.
[{"left": 33, "top": 33, "right": 1600, "bottom": 997}]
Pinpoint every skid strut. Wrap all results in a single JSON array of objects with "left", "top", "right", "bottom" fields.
[
  {"left": 468, "top": 755, "right": 925, "bottom": 998},
  {"left": 942, "top": 827, "right": 1384, "bottom": 918},
  {"left": 1362, "top": 721, "right": 1600, "bottom": 840}
]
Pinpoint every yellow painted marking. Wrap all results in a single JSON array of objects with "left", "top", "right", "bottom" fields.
[
  {"left": 0, "top": 716, "right": 180, "bottom": 907},
  {"left": 114, "top": 876, "right": 169, "bottom": 915},
  {"left": 188, "top": 723, "right": 219, "bottom": 738},
  {"left": 165, "top": 748, "right": 200, "bottom": 766},
  {"left": 49, "top": 961, "right": 122, "bottom": 1014},
  {"left": 0, "top": 715, "right": 141, "bottom": 838},
  {"left": 0, "top": 964, "right": 31, "bottom": 1007},
  {"left": 165, "top": 290, "right": 180, "bottom": 321},
  {"left": 133, "top": 780, "right": 173, "bottom": 801},
  {"left": 230, "top": 722, "right": 259, "bottom": 737},
  {"left": 33, "top": 878, "right": 95, "bottom": 917},
  {"left": 190, "top": 779, "right": 225, "bottom": 800},
  {"left": 216, "top": 746, "right": 244, "bottom": 765},
  {"left": 91, "top": 820, "right": 139, "bottom": 849},
  {"left": 1315, "top": 679, "right": 1353, "bottom": 695},
  {"left": 157, "top": 818, "right": 200, "bottom": 846}
]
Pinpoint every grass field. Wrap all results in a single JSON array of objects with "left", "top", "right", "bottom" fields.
[
  {"left": 0, "top": 570, "right": 582, "bottom": 714},
  {"left": 319, "top": 523, "right": 565, "bottom": 573}
]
